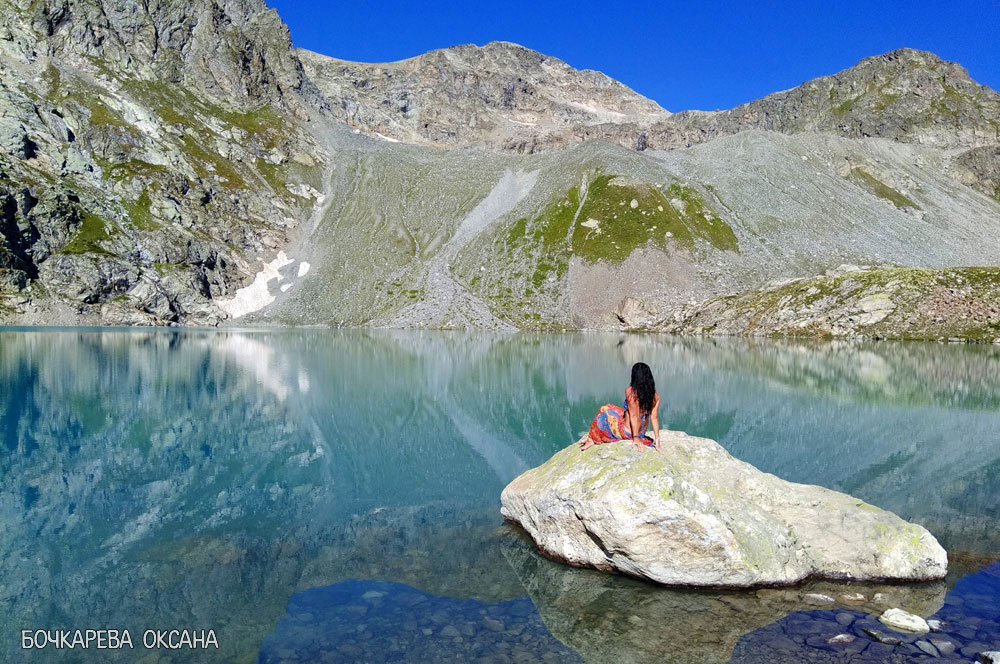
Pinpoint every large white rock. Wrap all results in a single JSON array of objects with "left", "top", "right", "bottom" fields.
[{"left": 500, "top": 431, "right": 947, "bottom": 587}]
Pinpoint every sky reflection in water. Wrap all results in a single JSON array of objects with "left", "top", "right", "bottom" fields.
[{"left": 1, "top": 328, "right": 998, "bottom": 663}]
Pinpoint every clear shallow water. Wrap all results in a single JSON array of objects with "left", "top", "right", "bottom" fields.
[{"left": 1, "top": 328, "right": 999, "bottom": 663}]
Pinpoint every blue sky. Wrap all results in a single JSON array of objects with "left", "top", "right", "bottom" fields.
[{"left": 266, "top": 1, "right": 999, "bottom": 111}]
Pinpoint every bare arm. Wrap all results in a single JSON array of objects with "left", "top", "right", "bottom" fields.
[{"left": 650, "top": 393, "right": 661, "bottom": 453}]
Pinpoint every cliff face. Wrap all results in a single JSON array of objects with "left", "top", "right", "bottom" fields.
[
  {"left": 0, "top": 0, "right": 327, "bottom": 325},
  {"left": 0, "top": 3, "right": 999, "bottom": 333},
  {"left": 3, "top": 0, "right": 323, "bottom": 113}
]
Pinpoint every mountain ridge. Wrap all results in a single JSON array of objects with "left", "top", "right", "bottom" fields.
[
  {"left": 1, "top": 2, "right": 999, "bottom": 336},
  {"left": 299, "top": 39, "right": 669, "bottom": 152},
  {"left": 302, "top": 43, "right": 1000, "bottom": 153}
]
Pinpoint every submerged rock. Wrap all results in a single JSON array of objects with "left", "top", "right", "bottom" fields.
[
  {"left": 500, "top": 526, "right": 945, "bottom": 664},
  {"left": 879, "top": 607, "right": 930, "bottom": 633},
  {"left": 500, "top": 431, "right": 947, "bottom": 588}
]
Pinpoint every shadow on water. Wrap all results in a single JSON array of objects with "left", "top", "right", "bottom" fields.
[{"left": 1, "top": 328, "right": 999, "bottom": 662}]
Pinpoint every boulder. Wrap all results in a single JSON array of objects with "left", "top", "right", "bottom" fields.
[
  {"left": 615, "top": 295, "right": 657, "bottom": 329},
  {"left": 879, "top": 607, "right": 930, "bottom": 633},
  {"left": 500, "top": 431, "right": 947, "bottom": 587}
]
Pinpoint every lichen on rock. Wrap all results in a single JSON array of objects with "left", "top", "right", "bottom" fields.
[{"left": 500, "top": 430, "right": 948, "bottom": 588}]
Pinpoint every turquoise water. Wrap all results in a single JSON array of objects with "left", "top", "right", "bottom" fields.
[{"left": 1, "top": 328, "right": 999, "bottom": 663}]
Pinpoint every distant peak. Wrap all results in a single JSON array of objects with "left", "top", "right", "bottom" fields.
[{"left": 854, "top": 48, "right": 968, "bottom": 75}]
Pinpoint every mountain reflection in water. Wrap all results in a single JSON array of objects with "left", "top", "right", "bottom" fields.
[{"left": 1, "top": 328, "right": 998, "bottom": 662}]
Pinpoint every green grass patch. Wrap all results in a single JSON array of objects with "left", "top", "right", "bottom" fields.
[
  {"left": 568, "top": 175, "right": 686, "bottom": 262},
  {"left": 495, "top": 175, "right": 739, "bottom": 301},
  {"left": 848, "top": 168, "right": 919, "bottom": 209},
  {"left": 560, "top": 176, "right": 738, "bottom": 262},
  {"left": 181, "top": 135, "right": 246, "bottom": 189},
  {"left": 874, "top": 92, "right": 901, "bottom": 112},
  {"left": 940, "top": 81, "right": 967, "bottom": 107},
  {"left": 123, "top": 79, "right": 200, "bottom": 129},
  {"left": 42, "top": 64, "right": 62, "bottom": 103},
  {"left": 85, "top": 99, "right": 129, "bottom": 128},
  {"left": 107, "top": 159, "right": 169, "bottom": 183},
  {"left": 153, "top": 262, "right": 187, "bottom": 275},
  {"left": 124, "top": 190, "right": 161, "bottom": 231},
  {"left": 255, "top": 158, "right": 290, "bottom": 195},
  {"left": 831, "top": 96, "right": 859, "bottom": 116},
  {"left": 663, "top": 183, "right": 739, "bottom": 252},
  {"left": 60, "top": 211, "right": 114, "bottom": 256},
  {"left": 206, "top": 104, "right": 284, "bottom": 148}
]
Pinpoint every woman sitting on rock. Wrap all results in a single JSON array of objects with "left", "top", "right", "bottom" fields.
[{"left": 581, "top": 362, "right": 661, "bottom": 453}]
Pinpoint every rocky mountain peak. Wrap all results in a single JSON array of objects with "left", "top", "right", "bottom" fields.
[
  {"left": 654, "top": 47, "right": 1000, "bottom": 149},
  {"left": 0, "top": 0, "right": 323, "bottom": 114},
  {"left": 299, "top": 42, "right": 999, "bottom": 153},
  {"left": 299, "top": 39, "right": 668, "bottom": 152}
]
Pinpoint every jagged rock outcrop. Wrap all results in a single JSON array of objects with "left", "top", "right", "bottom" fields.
[
  {"left": 953, "top": 145, "right": 1000, "bottom": 201},
  {"left": 501, "top": 431, "right": 948, "bottom": 587},
  {"left": 647, "top": 48, "right": 1000, "bottom": 151},
  {"left": 1, "top": 0, "right": 324, "bottom": 115},
  {"left": 299, "top": 41, "right": 668, "bottom": 152},
  {"left": 0, "top": 0, "right": 327, "bottom": 325},
  {"left": 659, "top": 265, "right": 1000, "bottom": 342}
]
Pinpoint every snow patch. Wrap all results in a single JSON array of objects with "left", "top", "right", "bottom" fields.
[
  {"left": 374, "top": 132, "right": 400, "bottom": 143},
  {"left": 217, "top": 251, "right": 294, "bottom": 319},
  {"left": 297, "top": 261, "right": 311, "bottom": 277}
]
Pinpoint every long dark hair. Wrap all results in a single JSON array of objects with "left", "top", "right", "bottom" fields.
[{"left": 630, "top": 362, "right": 656, "bottom": 414}]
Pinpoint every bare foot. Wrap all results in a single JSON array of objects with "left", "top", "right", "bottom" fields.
[{"left": 580, "top": 437, "right": 596, "bottom": 451}]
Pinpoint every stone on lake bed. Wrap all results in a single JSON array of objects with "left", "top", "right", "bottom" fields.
[
  {"left": 827, "top": 633, "right": 856, "bottom": 644},
  {"left": 804, "top": 593, "right": 836, "bottom": 605},
  {"left": 930, "top": 639, "right": 956, "bottom": 656},
  {"left": 500, "top": 430, "right": 947, "bottom": 588},
  {"left": 862, "top": 628, "right": 902, "bottom": 645},
  {"left": 482, "top": 617, "right": 505, "bottom": 632},
  {"left": 879, "top": 607, "right": 930, "bottom": 633},
  {"left": 915, "top": 640, "right": 939, "bottom": 656}
]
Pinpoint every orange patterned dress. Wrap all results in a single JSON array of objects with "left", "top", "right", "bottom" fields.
[{"left": 588, "top": 391, "right": 654, "bottom": 446}]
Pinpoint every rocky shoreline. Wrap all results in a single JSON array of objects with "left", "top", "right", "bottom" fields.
[{"left": 611, "top": 265, "right": 1000, "bottom": 344}]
